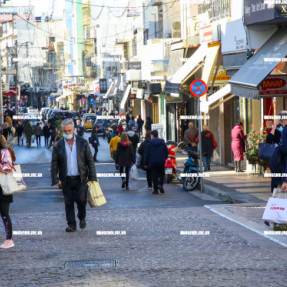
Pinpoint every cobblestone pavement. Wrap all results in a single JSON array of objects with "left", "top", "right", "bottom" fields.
[{"left": 1, "top": 141, "right": 287, "bottom": 286}]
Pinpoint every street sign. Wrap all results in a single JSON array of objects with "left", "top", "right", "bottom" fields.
[
  {"left": 52, "top": 95, "right": 55, "bottom": 100},
  {"left": 190, "top": 79, "right": 207, "bottom": 98},
  {"left": 47, "top": 96, "right": 51, "bottom": 101},
  {"left": 82, "top": 97, "right": 86, "bottom": 102},
  {"left": 90, "top": 98, "right": 95, "bottom": 104},
  {"left": 16, "top": 100, "right": 20, "bottom": 106}
]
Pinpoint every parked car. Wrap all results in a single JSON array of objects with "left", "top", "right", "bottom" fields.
[
  {"left": 82, "top": 113, "right": 97, "bottom": 131},
  {"left": 27, "top": 107, "right": 39, "bottom": 114},
  {"left": 48, "top": 110, "right": 80, "bottom": 126}
]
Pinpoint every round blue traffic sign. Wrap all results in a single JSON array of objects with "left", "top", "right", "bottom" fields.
[
  {"left": 90, "top": 98, "right": 95, "bottom": 104},
  {"left": 190, "top": 79, "right": 207, "bottom": 98}
]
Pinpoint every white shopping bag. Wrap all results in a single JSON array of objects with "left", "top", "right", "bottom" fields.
[
  {"left": 212, "top": 150, "right": 220, "bottom": 161},
  {"left": 130, "top": 164, "right": 139, "bottom": 180},
  {"left": 262, "top": 198, "right": 287, "bottom": 224}
]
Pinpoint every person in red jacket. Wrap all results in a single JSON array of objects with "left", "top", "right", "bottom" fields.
[{"left": 195, "top": 125, "right": 217, "bottom": 171}]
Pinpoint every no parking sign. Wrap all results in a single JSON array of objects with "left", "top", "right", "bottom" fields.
[{"left": 190, "top": 79, "right": 207, "bottom": 97}]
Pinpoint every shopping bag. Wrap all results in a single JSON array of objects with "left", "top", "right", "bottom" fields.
[
  {"left": 87, "top": 180, "right": 107, "bottom": 208},
  {"left": 212, "top": 150, "right": 220, "bottom": 161},
  {"left": 130, "top": 164, "right": 139, "bottom": 180},
  {"left": 12, "top": 165, "right": 27, "bottom": 192},
  {"left": 262, "top": 197, "right": 287, "bottom": 224},
  {"left": 0, "top": 165, "right": 27, "bottom": 195}
]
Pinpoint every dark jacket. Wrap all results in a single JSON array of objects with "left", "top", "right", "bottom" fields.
[
  {"left": 127, "top": 131, "right": 139, "bottom": 149},
  {"left": 77, "top": 125, "right": 84, "bottom": 137},
  {"left": 279, "top": 126, "right": 287, "bottom": 183},
  {"left": 145, "top": 119, "right": 152, "bottom": 131},
  {"left": 200, "top": 130, "right": 217, "bottom": 157},
  {"left": 43, "top": 125, "right": 50, "bottom": 137},
  {"left": 49, "top": 125, "right": 57, "bottom": 138},
  {"left": 138, "top": 137, "right": 151, "bottom": 169},
  {"left": 116, "top": 142, "right": 134, "bottom": 167},
  {"left": 266, "top": 129, "right": 281, "bottom": 145},
  {"left": 16, "top": 124, "right": 23, "bottom": 137},
  {"left": 51, "top": 135, "right": 97, "bottom": 186},
  {"left": 144, "top": 138, "right": 168, "bottom": 167},
  {"left": 34, "top": 125, "right": 42, "bottom": 136}
]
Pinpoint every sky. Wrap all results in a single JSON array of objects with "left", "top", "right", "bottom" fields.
[{"left": 8, "top": 0, "right": 65, "bottom": 18}]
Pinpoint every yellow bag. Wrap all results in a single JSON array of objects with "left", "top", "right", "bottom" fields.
[{"left": 87, "top": 180, "right": 107, "bottom": 208}]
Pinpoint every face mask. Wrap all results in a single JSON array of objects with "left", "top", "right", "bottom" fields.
[
  {"left": 277, "top": 126, "right": 283, "bottom": 133},
  {"left": 63, "top": 133, "right": 73, "bottom": 140}
]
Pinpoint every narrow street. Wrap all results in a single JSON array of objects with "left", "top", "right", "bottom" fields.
[{"left": 0, "top": 136, "right": 286, "bottom": 287}]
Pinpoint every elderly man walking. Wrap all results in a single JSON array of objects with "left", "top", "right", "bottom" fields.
[{"left": 51, "top": 118, "right": 97, "bottom": 232}]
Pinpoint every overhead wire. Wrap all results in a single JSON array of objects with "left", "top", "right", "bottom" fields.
[{"left": 65, "top": 0, "right": 180, "bottom": 9}]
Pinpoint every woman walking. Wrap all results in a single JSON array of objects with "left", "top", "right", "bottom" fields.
[
  {"left": 115, "top": 133, "right": 135, "bottom": 190},
  {"left": 91, "top": 126, "right": 100, "bottom": 162},
  {"left": 137, "top": 115, "right": 144, "bottom": 137},
  {"left": 0, "top": 135, "right": 15, "bottom": 249},
  {"left": 231, "top": 122, "right": 247, "bottom": 172}
]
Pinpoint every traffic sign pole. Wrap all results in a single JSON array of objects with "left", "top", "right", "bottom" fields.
[{"left": 190, "top": 79, "right": 208, "bottom": 193}]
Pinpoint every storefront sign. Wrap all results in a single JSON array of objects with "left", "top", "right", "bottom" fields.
[
  {"left": 260, "top": 76, "right": 287, "bottom": 95},
  {"left": 127, "top": 61, "right": 141, "bottom": 70},
  {"left": 210, "top": 66, "right": 231, "bottom": 85},
  {"left": 244, "top": 0, "right": 276, "bottom": 25},
  {"left": 222, "top": 19, "right": 247, "bottom": 53},
  {"left": 199, "top": 25, "right": 213, "bottom": 44}
]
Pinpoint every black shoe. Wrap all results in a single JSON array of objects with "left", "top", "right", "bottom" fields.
[
  {"left": 126, "top": 186, "right": 129, "bottom": 191},
  {"left": 80, "top": 219, "right": 86, "bottom": 229},
  {"left": 122, "top": 180, "right": 126, "bottom": 189},
  {"left": 65, "top": 226, "right": 76, "bottom": 232},
  {"left": 207, "top": 167, "right": 211, "bottom": 171},
  {"left": 153, "top": 190, "right": 159, "bottom": 194},
  {"left": 159, "top": 186, "right": 165, "bottom": 194}
]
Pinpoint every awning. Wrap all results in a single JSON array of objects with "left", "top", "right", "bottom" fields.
[
  {"left": 200, "top": 84, "right": 232, "bottom": 113},
  {"left": 164, "top": 44, "right": 208, "bottom": 94},
  {"left": 56, "top": 92, "right": 72, "bottom": 102},
  {"left": 120, "top": 84, "right": 131, "bottom": 110},
  {"left": 201, "top": 43, "right": 220, "bottom": 86},
  {"left": 229, "top": 28, "right": 287, "bottom": 100},
  {"left": 103, "top": 81, "right": 116, "bottom": 99}
]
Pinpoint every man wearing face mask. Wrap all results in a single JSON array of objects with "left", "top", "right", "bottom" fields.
[{"left": 51, "top": 118, "right": 97, "bottom": 232}]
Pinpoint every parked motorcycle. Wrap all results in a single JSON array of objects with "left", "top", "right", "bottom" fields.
[
  {"left": 179, "top": 150, "right": 200, "bottom": 191},
  {"left": 165, "top": 144, "right": 177, "bottom": 183}
]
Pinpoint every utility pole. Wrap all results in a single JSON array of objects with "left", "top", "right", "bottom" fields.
[{"left": 15, "top": 39, "right": 18, "bottom": 111}]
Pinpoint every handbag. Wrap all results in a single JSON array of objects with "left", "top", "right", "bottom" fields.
[
  {"left": 0, "top": 165, "right": 27, "bottom": 195},
  {"left": 87, "top": 180, "right": 107, "bottom": 208},
  {"left": 258, "top": 143, "right": 276, "bottom": 160},
  {"left": 88, "top": 137, "right": 93, "bottom": 144}
]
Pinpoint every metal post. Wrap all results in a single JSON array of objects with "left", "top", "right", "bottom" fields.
[
  {"left": 0, "top": 48, "right": 3, "bottom": 126},
  {"left": 197, "top": 98, "right": 203, "bottom": 192}
]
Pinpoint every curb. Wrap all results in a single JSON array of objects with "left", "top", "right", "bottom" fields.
[{"left": 202, "top": 180, "right": 266, "bottom": 204}]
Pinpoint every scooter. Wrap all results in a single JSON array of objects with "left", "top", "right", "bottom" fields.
[
  {"left": 165, "top": 144, "right": 177, "bottom": 183},
  {"left": 179, "top": 150, "right": 200, "bottom": 191}
]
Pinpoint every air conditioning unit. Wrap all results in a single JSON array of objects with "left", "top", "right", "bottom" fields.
[{"left": 172, "top": 21, "right": 181, "bottom": 38}]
